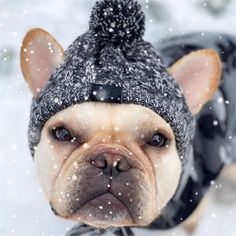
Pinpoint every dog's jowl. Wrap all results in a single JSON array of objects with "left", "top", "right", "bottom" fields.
[{"left": 20, "top": 0, "right": 236, "bottom": 234}]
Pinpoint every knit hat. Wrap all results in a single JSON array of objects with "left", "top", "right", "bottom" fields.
[{"left": 28, "top": 0, "right": 194, "bottom": 164}]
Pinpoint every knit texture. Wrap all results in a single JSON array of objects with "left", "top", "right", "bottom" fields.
[{"left": 28, "top": 0, "right": 194, "bottom": 164}]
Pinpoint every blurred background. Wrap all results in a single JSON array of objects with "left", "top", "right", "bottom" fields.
[{"left": 0, "top": 0, "right": 236, "bottom": 235}]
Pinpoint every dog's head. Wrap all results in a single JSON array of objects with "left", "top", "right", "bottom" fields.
[{"left": 20, "top": 1, "right": 221, "bottom": 229}]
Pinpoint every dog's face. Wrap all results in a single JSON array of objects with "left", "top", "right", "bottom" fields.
[
  {"left": 20, "top": 29, "right": 221, "bottom": 228},
  {"left": 35, "top": 102, "right": 181, "bottom": 227}
]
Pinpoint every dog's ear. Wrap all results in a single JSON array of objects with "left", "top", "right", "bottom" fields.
[
  {"left": 20, "top": 28, "right": 64, "bottom": 97},
  {"left": 169, "top": 49, "right": 221, "bottom": 114}
]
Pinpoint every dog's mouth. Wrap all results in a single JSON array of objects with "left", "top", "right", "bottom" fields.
[
  {"left": 70, "top": 192, "right": 134, "bottom": 227},
  {"left": 52, "top": 172, "right": 150, "bottom": 227}
]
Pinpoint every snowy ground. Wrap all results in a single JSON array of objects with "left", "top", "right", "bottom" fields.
[{"left": 0, "top": 0, "right": 236, "bottom": 235}]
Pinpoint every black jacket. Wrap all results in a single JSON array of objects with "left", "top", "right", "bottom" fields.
[{"left": 149, "top": 32, "right": 236, "bottom": 229}]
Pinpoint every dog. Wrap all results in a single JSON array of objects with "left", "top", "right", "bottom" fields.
[{"left": 20, "top": 0, "right": 236, "bottom": 235}]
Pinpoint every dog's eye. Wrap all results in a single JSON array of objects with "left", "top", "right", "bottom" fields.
[
  {"left": 51, "top": 127, "right": 74, "bottom": 142},
  {"left": 148, "top": 133, "right": 168, "bottom": 148}
]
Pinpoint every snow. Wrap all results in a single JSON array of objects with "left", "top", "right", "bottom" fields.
[{"left": 0, "top": 0, "right": 236, "bottom": 235}]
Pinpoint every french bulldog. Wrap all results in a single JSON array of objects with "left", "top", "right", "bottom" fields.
[{"left": 20, "top": 0, "right": 236, "bottom": 234}]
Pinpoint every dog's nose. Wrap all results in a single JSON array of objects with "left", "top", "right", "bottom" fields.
[{"left": 91, "top": 152, "right": 131, "bottom": 174}]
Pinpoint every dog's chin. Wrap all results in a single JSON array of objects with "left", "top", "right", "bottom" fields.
[{"left": 68, "top": 193, "right": 134, "bottom": 228}]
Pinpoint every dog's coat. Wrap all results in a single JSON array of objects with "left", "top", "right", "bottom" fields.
[{"left": 149, "top": 32, "right": 236, "bottom": 229}]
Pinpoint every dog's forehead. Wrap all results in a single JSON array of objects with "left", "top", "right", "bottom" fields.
[{"left": 45, "top": 102, "right": 173, "bottom": 133}]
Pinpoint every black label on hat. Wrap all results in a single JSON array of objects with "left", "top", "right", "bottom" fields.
[{"left": 90, "top": 83, "right": 122, "bottom": 103}]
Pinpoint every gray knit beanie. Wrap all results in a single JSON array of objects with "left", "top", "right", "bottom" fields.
[{"left": 28, "top": 0, "right": 194, "bottom": 163}]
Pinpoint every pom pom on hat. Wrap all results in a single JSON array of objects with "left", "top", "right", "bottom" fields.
[{"left": 89, "top": 0, "right": 145, "bottom": 47}]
